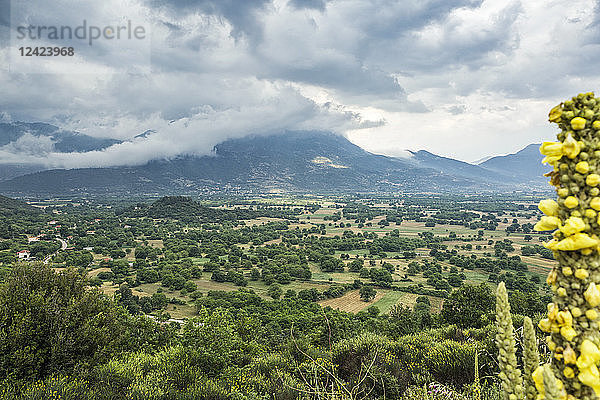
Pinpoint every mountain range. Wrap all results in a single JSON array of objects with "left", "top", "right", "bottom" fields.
[
  {"left": 0, "top": 122, "right": 550, "bottom": 196},
  {"left": 0, "top": 122, "right": 121, "bottom": 181}
]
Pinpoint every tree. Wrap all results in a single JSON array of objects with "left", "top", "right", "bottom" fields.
[
  {"left": 441, "top": 283, "right": 495, "bottom": 328},
  {"left": 319, "top": 256, "right": 345, "bottom": 272},
  {"left": 267, "top": 283, "right": 282, "bottom": 300},
  {"left": 211, "top": 269, "right": 227, "bottom": 282},
  {"left": 250, "top": 267, "right": 261, "bottom": 280},
  {"left": 348, "top": 258, "right": 364, "bottom": 272},
  {"left": 359, "top": 285, "right": 376, "bottom": 302},
  {"left": 0, "top": 263, "right": 169, "bottom": 382},
  {"left": 448, "top": 273, "right": 464, "bottom": 287},
  {"left": 298, "top": 288, "right": 320, "bottom": 302}
]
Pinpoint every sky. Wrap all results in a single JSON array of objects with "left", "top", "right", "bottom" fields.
[{"left": 1, "top": 0, "right": 600, "bottom": 168}]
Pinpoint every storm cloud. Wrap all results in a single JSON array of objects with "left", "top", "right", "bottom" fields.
[{"left": 0, "top": 0, "right": 598, "bottom": 167}]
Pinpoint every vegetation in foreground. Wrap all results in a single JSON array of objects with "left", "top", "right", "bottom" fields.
[
  {"left": 495, "top": 93, "right": 600, "bottom": 399},
  {"left": 0, "top": 261, "right": 530, "bottom": 399},
  {"left": 0, "top": 192, "right": 556, "bottom": 399}
]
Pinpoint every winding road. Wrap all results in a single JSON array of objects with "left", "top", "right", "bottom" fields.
[{"left": 43, "top": 237, "right": 68, "bottom": 264}]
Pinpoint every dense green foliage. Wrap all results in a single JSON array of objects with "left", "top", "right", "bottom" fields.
[
  {"left": 0, "top": 264, "right": 173, "bottom": 383},
  {"left": 0, "top": 263, "right": 528, "bottom": 399},
  {"left": 0, "top": 194, "right": 552, "bottom": 399}
]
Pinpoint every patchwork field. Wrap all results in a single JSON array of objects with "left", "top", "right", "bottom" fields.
[{"left": 27, "top": 195, "right": 551, "bottom": 320}]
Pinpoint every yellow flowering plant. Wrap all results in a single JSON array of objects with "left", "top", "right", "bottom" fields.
[{"left": 533, "top": 92, "right": 600, "bottom": 399}]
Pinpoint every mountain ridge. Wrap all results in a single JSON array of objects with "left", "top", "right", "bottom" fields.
[
  {"left": 480, "top": 143, "right": 547, "bottom": 182},
  {"left": 0, "top": 131, "right": 548, "bottom": 196},
  {"left": 0, "top": 122, "right": 121, "bottom": 153}
]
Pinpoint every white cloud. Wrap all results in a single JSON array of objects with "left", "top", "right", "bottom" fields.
[{"left": 0, "top": 0, "right": 598, "bottom": 167}]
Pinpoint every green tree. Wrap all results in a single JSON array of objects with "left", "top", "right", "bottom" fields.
[
  {"left": 267, "top": 283, "right": 283, "bottom": 300},
  {"left": 359, "top": 285, "right": 376, "bottom": 302},
  {"left": 0, "top": 263, "right": 168, "bottom": 382},
  {"left": 441, "top": 282, "right": 495, "bottom": 328}
]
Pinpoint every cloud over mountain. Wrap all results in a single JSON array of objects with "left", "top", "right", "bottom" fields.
[{"left": 1, "top": 0, "right": 599, "bottom": 167}]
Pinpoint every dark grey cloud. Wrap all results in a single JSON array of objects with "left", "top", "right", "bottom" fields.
[
  {"left": 353, "top": 0, "right": 484, "bottom": 40},
  {"left": 0, "top": 0, "right": 9, "bottom": 49},
  {"left": 148, "top": 0, "right": 490, "bottom": 99},
  {"left": 148, "top": 0, "right": 271, "bottom": 39},
  {"left": 260, "top": 62, "right": 403, "bottom": 97},
  {"left": 0, "top": 0, "right": 9, "bottom": 27},
  {"left": 288, "top": 0, "right": 330, "bottom": 11},
  {"left": 585, "top": 0, "right": 600, "bottom": 40},
  {"left": 367, "top": 1, "right": 521, "bottom": 73},
  {"left": 2, "top": 0, "right": 599, "bottom": 165}
]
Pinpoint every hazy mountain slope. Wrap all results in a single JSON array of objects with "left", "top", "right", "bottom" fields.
[
  {"left": 0, "top": 122, "right": 121, "bottom": 153},
  {"left": 479, "top": 143, "right": 548, "bottom": 182},
  {"left": 409, "top": 150, "right": 514, "bottom": 183},
  {"left": 0, "top": 131, "right": 547, "bottom": 196},
  {"left": 0, "top": 131, "right": 484, "bottom": 195},
  {"left": 0, "top": 194, "right": 39, "bottom": 217},
  {"left": 0, "top": 164, "right": 47, "bottom": 181}
]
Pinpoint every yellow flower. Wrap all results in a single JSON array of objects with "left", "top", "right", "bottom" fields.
[
  {"left": 540, "top": 142, "right": 563, "bottom": 165},
  {"left": 547, "top": 271, "right": 558, "bottom": 286},
  {"left": 585, "top": 209, "right": 597, "bottom": 219},
  {"left": 571, "top": 307, "right": 583, "bottom": 317},
  {"left": 571, "top": 117, "right": 587, "bottom": 130},
  {"left": 562, "top": 266, "right": 573, "bottom": 276},
  {"left": 583, "top": 282, "right": 600, "bottom": 307},
  {"left": 576, "top": 161, "right": 591, "bottom": 174},
  {"left": 585, "top": 283, "right": 600, "bottom": 307},
  {"left": 547, "top": 336, "right": 557, "bottom": 351},
  {"left": 578, "top": 365, "right": 600, "bottom": 396},
  {"left": 558, "top": 287, "right": 568, "bottom": 297},
  {"left": 564, "top": 367, "right": 575, "bottom": 379},
  {"left": 543, "top": 156, "right": 562, "bottom": 166},
  {"left": 535, "top": 216, "right": 561, "bottom": 231},
  {"left": 591, "top": 197, "right": 600, "bottom": 211},
  {"left": 561, "top": 326, "right": 577, "bottom": 341},
  {"left": 585, "top": 108, "right": 595, "bottom": 119},
  {"left": 576, "top": 340, "right": 600, "bottom": 369},
  {"left": 541, "top": 141, "right": 564, "bottom": 156},
  {"left": 586, "top": 309, "right": 598, "bottom": 320},
  {"left": 577, "top": 340, "right": 600, "bottom": 396},
  {"left": 575, "top": 268, "right": 589, "bottom": 280},
  {"left": 540, "top": 199, "right": 560, "bottom": 215},
  {"left": 564, "top": 196, "right": 579, "bottom": 209},
  {"left": 563, "top": 133, "right": 581, "bottom": 159},
  {"left": 549, "top": 105, "right": 563, "bottom": 122},
  {"left": 564, "top": 345, "right": 577, "bottom": 365},
  {"left": 539, "top": 318, "right": 552, "bottom": 332},
  {"left": 558, "top": 188, "right": 570, "bottom": 197},
  {"left": 593, "top": 120, "right": 600, "bottom": 130},
  {"left": 587, "top": 174, "right": 600, "bottom": 187},
  {"left": 544, "top": 239, "right": 559, "bottom": 250},
  {"left": 560, "top": 217, "right": 586, "bottom": 236},
  {"left": 533, "top": 365, "right": 545, "bottom": 393},
  {"left": 557, "top": 310, "right": 573, "bottom": 326},
  {"left": 556, "top": 233, "right": 598, "bottom": 251}
]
